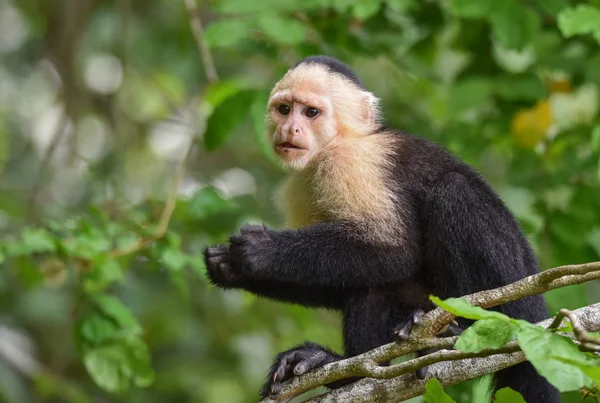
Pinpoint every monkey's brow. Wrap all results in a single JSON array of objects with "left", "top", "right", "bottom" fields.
[{"left": 269, "top": 92, "right": 325, "bottom": 109}]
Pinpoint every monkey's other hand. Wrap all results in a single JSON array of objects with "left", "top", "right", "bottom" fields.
[
  {"left": 393, "top": 309, "right": 425, "bottom": 340},
  {"left": 259, "top": 342, "right": 338, "bottom": 400},
  {"left": 204, "top": 244, "right": 244, "bottom": 288},
  {"left": 229, "top": 225, "right": 275, "bottom": 276}
]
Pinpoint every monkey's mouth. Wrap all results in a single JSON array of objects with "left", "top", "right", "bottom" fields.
[
  {"left": 277, "top": 142, "right": 303, "bottom": 150},
  {"left": 275, "top": 142, "right": 308, "bottom": 158}
]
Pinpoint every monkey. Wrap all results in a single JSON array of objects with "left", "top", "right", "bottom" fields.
[{"left": 203, "top": 55, "right": 560, "bottom": 403}]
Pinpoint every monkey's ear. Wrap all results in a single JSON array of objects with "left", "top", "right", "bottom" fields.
[{"left": 361, "top": 92, "right": 379, "bottom": 127}]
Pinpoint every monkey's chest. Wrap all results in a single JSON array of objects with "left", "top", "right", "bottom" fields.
[{"left": 278, "top": 168, "right": 398, "bottom": 230}]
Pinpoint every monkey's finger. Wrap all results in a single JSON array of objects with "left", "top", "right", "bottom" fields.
[
  {"left": 293, "top": 359, "right": 311, "bottom": 375},
  {"left": 416, "top": 366, "right": 428, "bottom": 380},
  {"left": 270, "top": 382, "right": 282, "bottom": 397},
  {"left": 412, "top": 309, "right": 425, "bottom": 325},
  {"left": 205, "top": 244, "right": 229, "bottom": 257}
]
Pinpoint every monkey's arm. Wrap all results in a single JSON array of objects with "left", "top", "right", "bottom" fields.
[
  {"left": 204, "top": 245, "right": 347, "bottom": 309},
  {"left": 227, "top": 223, "right": 419, "bottom": 288}
]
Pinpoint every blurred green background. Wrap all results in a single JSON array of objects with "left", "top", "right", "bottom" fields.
[{"left": 1, "top": 0, "right": 600, "bottom": 402}]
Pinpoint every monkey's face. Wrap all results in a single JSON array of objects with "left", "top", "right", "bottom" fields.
[{"left": 267, "top": 92, "right": 337, "bottom": 171}]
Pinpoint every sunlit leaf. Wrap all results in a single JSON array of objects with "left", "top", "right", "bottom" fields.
[
  {"left": 423, "top": 378, "right": 456, "bottom": 403},
  {"left": 493, "top": 387, "right": 527, "bottom": 403},
  {"left": 516, "top": 325, "right": 594, "bottom": 392},
  {"left": 21, "top": 227, "right": 57, "bottom": 254},
  {"left": 83, "top": 338, "right": 154, "bottom": 393},
  {"left": 352, "top": 1, "right": 382, "bottom": 21},
  {"left": 553, "top": 356, "right": 600, "bottom": 386},
  {"left": 558, "top": 6, "right": 600, "bottom": 40},
  {"left": 455, "top": 319, "right": 517, "bottom": 352},
  {"left": 511, "top": 100, "right": 552, "bottom": 149},
  {"left": 430, "top": 296, "right": 510, "bottom": 321}
]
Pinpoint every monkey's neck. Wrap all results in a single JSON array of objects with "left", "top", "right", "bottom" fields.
[{"left": 277, "top": 134, "right": 401, "bottom": 238}]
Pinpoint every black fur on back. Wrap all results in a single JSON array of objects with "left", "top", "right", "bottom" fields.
[{"left": 293, "top": 55, "right": 366, "bottom": 90}]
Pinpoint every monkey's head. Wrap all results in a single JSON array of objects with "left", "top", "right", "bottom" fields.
[{"left": 266, "top": 56, "right": 382, "bottom": 171}]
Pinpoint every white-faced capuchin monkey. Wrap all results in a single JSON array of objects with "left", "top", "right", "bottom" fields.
[{"left": 204, "top": 55, "right": 559, "bottom": 402}]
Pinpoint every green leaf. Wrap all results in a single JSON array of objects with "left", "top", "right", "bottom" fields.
[
  {"left": 494, "top": 387, "right": 527, "bottom": 403},
  {"left": 455, "top": 319, "right": 517, "bottom": 352},
  {"left": 188, "top": 186, "right": 237, "bottom": 220},
  {"left": 430, "top": 296, "right": 510, "bottom": 321},
  {"left": 257, "top": 14, "right": 306, "bottom": 44},
  {"left": 0, "top": 249, "right": 4, "bottom": 264},
  {"left": 63, "top": 232, "right": 111, "bottom": 260},
  {"left": 592, "top": 123, "right": 600, "bottom": 152},
  {"left": 352, "top": 1, "right": 382, "bottom": 21},
  {"left": 494, "top": 75, "right": 547, "bottom": 102},
  {"left": 449, "top": 78, "right": 493, "bottom": 114},
  {"left": 331, "top": 0, "right": 355, "bottom": 12},
  {"left": 92, "top": 295, "right": 142, "bottom": 334},
  {"left": 79, "top": 313, "right": 119, "bottom": 345},
  {"left": 161, "top": 247, "right": 188, "bottom": 272},
  {"left": 423, "top": 378, "right": 457, "bottom": 403},
  {"left": 558, "top": 6, "right": 600, "bottom": 39},
  {"left": 516, "top": 325, "right": 594, "bottom": 392},
  {"left": 84, "top": 258, "right": 124, "bottom": 293},
  {"left": 250, "top": 90, "right": 278, "bottom": 165},
  {"left": 451, "top": 0, "right": 495, "bottom": 18},
  {"left": 490, "top": 0, "right": 540, "bottom": 50},
  {"left": 204, "top": 19, "right": 254, "bottom": 48},
  {"left": 204, "top": 80, "right": 246, "bottom": 109},
  {"left": 187, "top": 255, "right": 207, "bottom": 279},
  {"left": 83, "top": 338, "right": 154, "bottom": 393},
  {"left": 553, "top": 356, "right": 600, "bottom": 386},
  {"left": 203, "top": 89, "right": 255, "bottom": 151},
  {"left": 535, "top": 0, "right": 568, "bottom": 17},
  {"left": 21, "top": 227, "right": 57, "bottom": 254}
]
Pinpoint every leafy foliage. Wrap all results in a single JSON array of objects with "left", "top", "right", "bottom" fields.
[
  {"left": 1, "top": 0, "right": 600, "bottom": 402},
  {"left": 432, "top": 297, "right": 599, "bottom": 394}
]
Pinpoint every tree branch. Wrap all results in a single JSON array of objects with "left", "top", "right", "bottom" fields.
[{"left": 260, "top": 261, "right": 600, "bottom": 402}]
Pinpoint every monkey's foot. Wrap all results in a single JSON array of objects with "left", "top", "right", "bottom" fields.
[
  {"left": 259, "top": 342, "right": 340, "bottom": 399},
  {"left": 393, "top": 309, "right": 425, "bottom": 340}
]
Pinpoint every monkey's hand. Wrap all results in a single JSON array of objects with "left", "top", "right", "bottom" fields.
[
  {"left": 259, "top": 342, "right": 340, "bottom": 400},
  {"left": 228, "top": 225, "right": 275, "bottom": 276},
  {"left": 203, "top": 244, "right": 245, "bottom": 288}
]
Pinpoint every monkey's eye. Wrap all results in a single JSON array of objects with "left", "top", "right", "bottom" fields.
[
  {"left": 277, "top": 104, "right": 290, "bottom": 115},
  {"left": 305, "top": 107, "right": 320, "bottom": 118}
]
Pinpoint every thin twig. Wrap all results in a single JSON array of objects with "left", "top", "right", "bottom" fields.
[
  {"left": 558, "top": 308, "right": 600, "bottom": 353},
  {"left": 184, "top": 0, "right": 218, "bottom": 83}
]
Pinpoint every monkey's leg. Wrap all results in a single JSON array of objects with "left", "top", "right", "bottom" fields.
[{"left": 259, "top": 342, "right": 342, "bottom": 399}]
